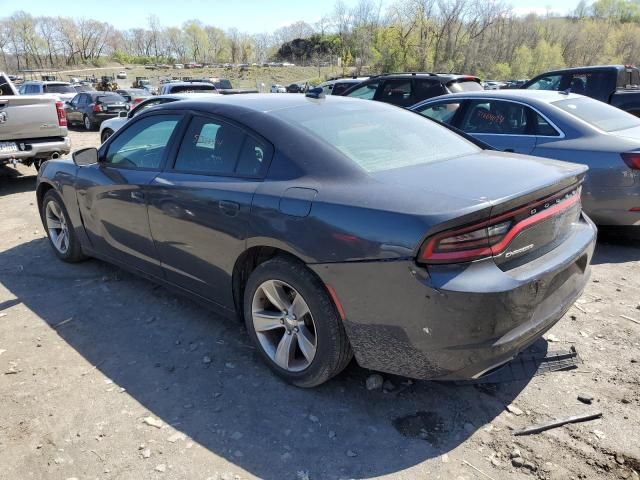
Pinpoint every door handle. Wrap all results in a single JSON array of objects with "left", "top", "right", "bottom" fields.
[
  {"left": 131, "top": 191, "right": 145, "bottom": 202},
  {"left": 503, "top": 148, "right": 515, "bottom": 152},
  {"left": 219, "top": 200, "right": 240, "bottom": 216}
]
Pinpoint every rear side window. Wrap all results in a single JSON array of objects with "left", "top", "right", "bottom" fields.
[
  {"left": 447, "top": 80, "right": 483, "bottom": 93},
  {"left": 461, "top": 100, "right": 531, "bottom": 134},
  {"left": 565, "top": 71, "right": 615, "bottom": 101},
  {"left": 174, "top": 115, "right": 270, "bottom": 176},
  {"left": 345, "top": 81, "right": 379, "bottom": 100},
  {"left": 413, "top": 79, "right": 445, "bottom": 101},
  {"left": 527, "top": 74, "right": 562, "bottom": 91},
  {"left": 535, "top": 114, "right": 560, "bottom": 136},
  {"left": 415, "top": 102, "right": 461, "bottom": 124},
  {"left": 331, "top": 82, "right": 353, "bottom": 95},
  {"left": 378, "top": 79, "right": 412, "bottom": 105}
]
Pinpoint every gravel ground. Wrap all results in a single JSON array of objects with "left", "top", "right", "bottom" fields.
[{"left": 0, "top": 130, "right": 639, "bottom": 480}]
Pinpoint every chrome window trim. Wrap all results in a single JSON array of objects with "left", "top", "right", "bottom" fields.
[{"left": 416, "top": 96, "right": 567, "bottom": 139}]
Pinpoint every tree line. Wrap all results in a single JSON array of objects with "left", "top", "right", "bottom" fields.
[{"left": 2, "top": 0, "right": 640, "bottom": 80}]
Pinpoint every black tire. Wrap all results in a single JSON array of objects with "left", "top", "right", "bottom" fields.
[
  {"left": 243, "top": 256, "right": 353, "bottom": 387},
  {"left": 41, "top": 190, "right": 87, "bottom": 263},
  {"left": 101, "top": 129, "right": 113, "bottom": 143},
  {"left": 83, "top": 115, "right": 95, "bottom": 131}
]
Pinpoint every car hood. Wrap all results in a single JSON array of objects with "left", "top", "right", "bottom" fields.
[{"left": 372, "top": 150, "right": 587, "bottom": 207}]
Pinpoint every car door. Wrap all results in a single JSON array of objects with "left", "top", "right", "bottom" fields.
[
  {"left": 146, "top": 113, "right": 273, "bottom": 308},
  {"left": 67, "top": 94, "right": 83, "bottom": 123},
  {"left": 75, "top": 112, "right": 184, "bottom": 277},
  {"left": 457, "top": 99, "right": 537, "bottom": 154}
]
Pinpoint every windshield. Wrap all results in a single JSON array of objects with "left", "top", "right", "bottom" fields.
[
  {"left": 273, "top": 102, "right": 479, "bottom": 172},
  {"left": 170, "top": 85, "right": 216, "bottom": 93},
  {"left": 448, "top": 80, "right": 483, "bottom": 93},
  {"left": 553, "top": 97, "right": 640, "bottom": 132},
  {"left": 44, "top": 84, "right": 75, "bottom": 94}
]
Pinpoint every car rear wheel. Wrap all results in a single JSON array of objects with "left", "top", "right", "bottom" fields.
[
  {"left": 244, "top": 257, "right": 352, "bottom": 387},
  {"left": 42, "top": 190, "right": 86, "bottom": 263},
  {"left": 83, "top": 115, "right": 94, "bottom": 131},
  {"left": 101, "top": 129, "right": 113, "bottom": 143}
]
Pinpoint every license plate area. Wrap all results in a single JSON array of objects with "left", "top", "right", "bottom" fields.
[{"left": 0, "top": 141, "right": 18, "bottom": 153}]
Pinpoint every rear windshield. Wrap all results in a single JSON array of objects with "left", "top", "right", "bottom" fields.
[
  {"left": 553, "top": 97, "right": 640, "bottom": 132},
  {"left": 448, "top": 80, "right": 483, "bottom": 93},
  {"left": 170, "top": 85, "right": 216, "bottom": 93},
  {"left": 95, "top": 94, "right": 127, "bottom": 104},
  {"left": 213, "top": 80, "right": 233, "bottom": 89},
  {"left": 44, "top": 84, "right": 75, "bottom": 94},
  {"left": 274, "top": 102, "right": 479, "bottom": 172}
]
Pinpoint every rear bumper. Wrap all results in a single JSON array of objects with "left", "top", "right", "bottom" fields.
[
  {"left": 0, "top": 137, "right": 71, "bottom": 163},
  {"left": 310, "top": 214, "right": 597, "bottom": 380}
]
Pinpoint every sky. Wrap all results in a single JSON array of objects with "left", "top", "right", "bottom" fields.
[{"left": 0, "top": 0, "right": 584, "bottom": 33}]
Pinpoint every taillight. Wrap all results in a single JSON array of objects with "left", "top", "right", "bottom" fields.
[
  {"left": 419, "top": 186, "right": 581, "bottom": 264},
  {"left": 133, "top": 98, "right": 143, "bottom": 104},
  {"left": 92, "top": 103, "right": 104, "bottom": 113},
  {"left": 55, "top": 101, "right": 67, "bottom": 127},
  {"left": 622, "top": 152, "right": 640, "bottom": 169}
]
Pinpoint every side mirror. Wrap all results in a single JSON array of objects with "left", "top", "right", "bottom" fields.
[
  {"left": 72, "top": 147, "right": 99, "bottom": 166},
  {"left": 119, "top": 111, "right": 128, "bottom": 117}
]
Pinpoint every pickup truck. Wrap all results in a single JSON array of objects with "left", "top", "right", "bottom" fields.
[
  {"left": 0, "top": 72, "right": 71, "bottom": 171},
  {"left": 523, "top": 65, "right": 640, "bottom": 115}
]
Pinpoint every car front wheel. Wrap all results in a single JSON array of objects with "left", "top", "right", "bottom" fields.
[
  {"left": 244, "top": 257, "right": 352, "bottom": 387},
  {"left": 41, "top": 190, "right": 87, "bottom": 263}
]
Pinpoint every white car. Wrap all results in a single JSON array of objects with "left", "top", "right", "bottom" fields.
[
  {"left": 17, "top": 81, "right": 77, "bottom": 102},
  {"left": 116, "top": 71, "right": 127, "bottom": 79},
  {"left": 270, "top": 84, "right": 286, "bottom": 93}
]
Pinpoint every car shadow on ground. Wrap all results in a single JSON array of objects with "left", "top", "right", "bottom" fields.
[
  {"left": 592, "top": 227, "right": 640, "bottom": 265},
  {"left": 0, "top": 238, "right": 541, "bottom": 479},
  {"left": 0, "top": 167, "right": 36, "bottom": 196}
]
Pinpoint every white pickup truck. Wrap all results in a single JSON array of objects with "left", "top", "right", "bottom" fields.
[{"left": 0, "top": 72, "right": 71, "bottom": 171}]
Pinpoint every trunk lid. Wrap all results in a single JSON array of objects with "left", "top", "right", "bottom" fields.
[
  {"left": 0, "top": 95, "right": 65, "bottom": 140},
  {"left": 374, "top": 150, "right": 587, "bottom": 267}
]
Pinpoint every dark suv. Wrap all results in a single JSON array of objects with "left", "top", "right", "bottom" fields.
[{"left": 342, "top": 72, "right": 483, "bottom": 107}]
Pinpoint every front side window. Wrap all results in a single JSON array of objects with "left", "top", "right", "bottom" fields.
[
  {"left": 416, "top": 102, "right": 461, "bottom": 124},
  {"left": 345, "top": 81, "right": 379, "bottom": 100},
  {"left": 460, "top": 100, "right": 531, "bottom": 135},
  {"left": 526, "top": 74, "right": 563, "bottom": 91},
  {"left": 174, "top": 115, "right": 270, "bottom": 176},
  {"left": 105, "top": 115, "right": 181, "bottom": 169}
]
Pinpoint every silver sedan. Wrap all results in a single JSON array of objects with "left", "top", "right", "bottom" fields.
[{"left": 410, "top": 90, "right": 640, "bottom": 226}]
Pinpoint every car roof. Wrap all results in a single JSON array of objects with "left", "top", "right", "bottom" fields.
[
  {"left": 25, "top": 81, "right": 72, "bottom": 85},
  {"left": 369, "top": 72, "right": 480, "bottom": 82},
  {"left": 532, "top": 65, "right": 627, "bottom": 76},
  {"left": 411, "top": 89, "right": 585, "bottom": 108},
  {"left": 155, "top": 92, "right": 393, "bottom": 115}
]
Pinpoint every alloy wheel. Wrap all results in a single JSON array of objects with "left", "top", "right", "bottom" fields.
[
  {"left": 251, "top": 279, "right": 317, "bottom": 372},
  {"left": 45, "top": 200, "right": 69, "bottom": 254}
]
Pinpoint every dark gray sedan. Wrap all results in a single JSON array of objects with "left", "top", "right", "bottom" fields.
[
  {"left": 410, "top": 90, "right": 640, "bottom": 227},
  {"left": 65, "top": 92, "right": 129, "bottom": 131},
  {"left": 36, "top": 94, "right": 596, "bottom": 387}
]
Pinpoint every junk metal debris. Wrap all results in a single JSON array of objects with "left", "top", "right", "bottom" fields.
[{"left": 513, "top": 412, "right": 603, "bottom": 436}]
